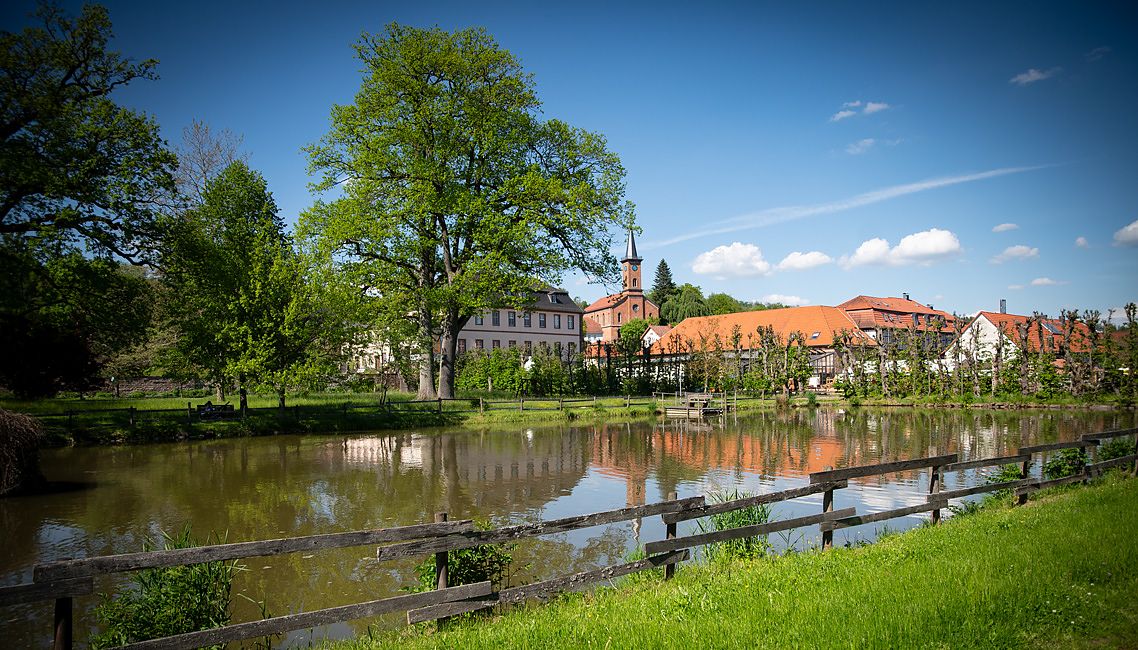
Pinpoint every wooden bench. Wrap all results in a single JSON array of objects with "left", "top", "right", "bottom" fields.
[{"left": 196, "top": 404, "right": 238, "bottom": 421}]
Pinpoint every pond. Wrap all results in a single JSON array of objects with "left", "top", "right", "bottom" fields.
[{"left": 2, "top": 407, "right": 1133, "bottom": 647}]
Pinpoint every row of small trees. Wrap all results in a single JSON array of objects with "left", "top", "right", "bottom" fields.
[{"left": 452, "top": 305, "right": 1138, "bottom": 403}]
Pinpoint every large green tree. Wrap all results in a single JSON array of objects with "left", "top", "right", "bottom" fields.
[
  {"left": 164, "top": 162, "right": 336, "bottom": 407},
  {"left": 661, "top": 284, "right": 711, "bottom": 324},
  {"left": 0, "top": 3, "right": 175, "bottom": 396},
  {"left": 304, "top": 24, "right": 634, "bottom": 399},
  {"left": 649, "top": 259, "right": 677, "bottom": 307}
]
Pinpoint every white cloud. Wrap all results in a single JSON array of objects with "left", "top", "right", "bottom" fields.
[
  {"left": 845, "top": 138, "right": 876, "bottom": 155},
  {"left": 762, "top": 293, "right": 809, "bottom": 306},
  {"left": 992, "top": 222, "right": 1019, "bottom": 233},
  {"left": 1106, "top": 307, "right": 1128, "bottom": 325},
  {"left": 1085, "top": 46, "right": 1111, "bottom": 62},
  {"left": 777, "top": 250, "right": 833, "bottom": 271},
  {"left": 1075, "top": 236, "right": 1089, "bottom": 249},
  {"left": 692, "top": 242, "right": 772, "bottom": 278},
  {"left": 1030, "top": 277, "right": 1062, "bottom": 286},
  {"left": 840, "top": 228, "right": 963, "bottom": 268},
  {"left": 648, "top": 166, "right": 1043, "bottom": 249},
  {"left": 990, "top": 244, "right": 1039, "bottom": 264},
  {"left": 830, "top": 100, "right": 890, "bottom": 122},
  {"left": 1113, "top": 219, "right": 1138, "bottom": 246},
  {"left": 1008, "top": 284, "right": 1024, "bottom": 290},
  {"left": 1010, "top": 67, "right": 1061, "bottom": 85}
]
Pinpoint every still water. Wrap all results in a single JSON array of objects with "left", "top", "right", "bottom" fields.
[{"left": 2, "top": 407, "right": 1134, "bottom": 647}]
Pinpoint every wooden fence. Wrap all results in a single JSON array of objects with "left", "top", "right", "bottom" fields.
[{"left": 4, "top": 426, "right": 1135, "bottom": 649}]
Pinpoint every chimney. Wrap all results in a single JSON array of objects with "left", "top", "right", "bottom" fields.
[
  {"left": 1000, "top": 299, "right": 1007, "bottom": 314},
  {"left": 902, "top": 292, "right": 910, "bottom": 301},
  {"left": 927, "top": 304, "right": 934, "bottom": 310}
]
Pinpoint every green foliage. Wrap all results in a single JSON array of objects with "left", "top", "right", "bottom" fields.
[
  {"left": 1042, "top": 448, "right": 1087, "bottom": 480},
  {"left": 695, "top": 489, "right": 772, "bottom": 561},
  {"left": 302, "top": 23, "right": 633, "bottom": 398},
  {"left": 660, "top": 284, "right": 710, "bottom": 324},
  {"left": 163, "top": 162, "right": 341, "bottom": 403},
  {"left": 0, "top": 2, "right": 177, "bottom": 261},
  {"left": 618, "top": 318, "right": 651, "bottom": 352},
  {"left": 414, "top": 526, "right": 515, "bottom": 591},
  {"left": 91, "top": 528, "right": 239, "bottom": 648},
  {"left": 705, "top": 293, "right": 745, "bottom": 315},
  {"left": 648, "top": 259, "right": 677, "bottom": 309},
  {"left": 1099, "top": 438, "right": 1136, "bottom": 461},
  {"left": 0, "top": 3, "right": 174, "bottom": 396}
]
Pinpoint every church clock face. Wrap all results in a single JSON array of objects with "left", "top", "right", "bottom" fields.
[{"left": 631, "top": 264, "right": 638, "bottom": 271}]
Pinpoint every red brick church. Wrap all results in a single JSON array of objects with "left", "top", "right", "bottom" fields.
[{"left": 584, "top": 230, "right": 660, "bottom": 342}]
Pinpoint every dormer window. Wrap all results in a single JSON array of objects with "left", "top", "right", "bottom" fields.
[{"left": 811, "top": 331, "right": 821, "bottom": 339}]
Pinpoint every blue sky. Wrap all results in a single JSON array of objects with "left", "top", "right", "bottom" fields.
[{"left": 5, "top": 1, "right": 1137, "bottom": 319}]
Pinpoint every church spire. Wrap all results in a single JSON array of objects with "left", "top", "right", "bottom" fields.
[{"left": 622, "top": 229, "right": 641, "bottom": 263}]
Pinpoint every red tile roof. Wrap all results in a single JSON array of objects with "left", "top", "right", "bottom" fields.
[
  {"left": 838, "top": 295, "right": 956, "bottom": 332},
  {"left": 977, "top": 311, "right": 1092, "bottom": 354},
  {"left": 584, "top": 316, "right": 603, "bottom": 335},
  {"left": 584, "top": 293, "right": 625, "bottom": 313},
  {"left": 649, "top": 306, "right": 875, "bottom": 355}
]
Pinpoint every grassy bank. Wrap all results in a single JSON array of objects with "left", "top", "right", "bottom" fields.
[
  {"left": 333, "top": 475, "right": 1138, "bottom": 649},
  {"left": 0, "top": 393, "right": 662, "bottom": 445}
]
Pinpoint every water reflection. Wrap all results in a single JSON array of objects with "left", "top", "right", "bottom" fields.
[{"left": 0, "top": 407, "right": 1133, "bottom": 647}]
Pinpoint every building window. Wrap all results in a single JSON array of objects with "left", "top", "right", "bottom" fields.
[
  {"left": 539, "top": 313, "right": 547, "bottom": 328},
  {"left": 632, "top": 303, "right": 639, "bottom": 313},
  {"left": 554, "top": 314, "right": 561, "bottom": 329},
  {"left": 554, "top": 342, "right": 562, "bottom": 358},
  {"left": 524, "top": 313, "right": 532, "bottom": 327},
  {"left": 492, "top": 339, "right": 500, "bottom": 349},
  {"left": 632, "top": 278, "right": 637, "bottom": 287},
  {"left": 492, "top": 310, "right": 500, "bottom": 326},
  {"left": 475, "top": 339, "right": 484, "bottom": 349},
  {"left": 458, "top": 339, "right": 467, "bottom": 353},
  {"left": 524, "top": 341, "right": 532, "bottom": 353},
  {"left": 475, "top": 314, "right": 484, "bottom": 326},
  {"left": 617, "top": 312, "right": 622, "bottom": 324},
  {"left": 508, "top": 311, "right": 516, "bottom": 327},
  {"left": 508, "top": 340, "right": 516, "bottom": 348},
  {"left": 568, "top": 315, "right": 575, "bottom": 330},
  {"left": 568, "top": 342, "right": 576, "bottom": 356}
]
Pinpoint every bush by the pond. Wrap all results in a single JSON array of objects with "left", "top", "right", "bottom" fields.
[
  {"left": 1043, "top": 448, "right": 1087, "bottom": 479},
  {"left": 0, "top": 408, "right": 45, "bottom": 496},
  {"left": 414, "top": 524, "right": 516, "bottom": 592},
  {"left": 91, "top": 529, "right": 240, "bottom": 649},
  {"left": 1100, "top": 437, "right": 1137, "bottom": 461},
  {"left": 695, "top": 489, "right": 772, "bottom": 561}
]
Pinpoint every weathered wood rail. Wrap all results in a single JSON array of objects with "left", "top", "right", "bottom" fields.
[{"left": 4, "top": 426, "right": 1135, "bottom": 648}]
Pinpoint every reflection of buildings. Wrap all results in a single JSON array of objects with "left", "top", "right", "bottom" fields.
[{"left": 336, "top": 431, "right": 590, "bottom": 517}]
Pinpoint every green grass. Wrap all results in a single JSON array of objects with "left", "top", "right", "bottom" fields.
[
  {"left": 0, "top": 393, "right": 663, "bottom": 445},
  {"left": 330, "top": 475, "right": 1138, "bottom": 649}
]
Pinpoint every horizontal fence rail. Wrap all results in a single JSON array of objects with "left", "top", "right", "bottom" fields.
[{"left": 8, "top": 426, "right": 1136, "bottom": 649}]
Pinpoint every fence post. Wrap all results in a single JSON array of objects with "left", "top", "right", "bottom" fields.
[
  {"left": 821, "top": 484, "right": 834, "bottom": 550},
  {"left": 593, "top": 395, "right": 597, "bottom": 408},
  {"left": 434, "top": 512, "right": 449, "bottom": 627},
  {"left": 128, "top": 407, "right": 135, "bottom": 427},
  {"left": 1017, "top": 456, "right": 1032, "bottom": 506},
  {"left": 53, "top": 595, "right": 72, "bottom": 650},
  {"left": 187, "top": 402, "right": 192, "bottom": 424},
  {"left": 664, "top": 491, "right": 678, "bottom": 580},
  {"left": 928, "top": 464, "right": 941, "bottom": 525},
  {"left": 558, "top": 398, "right": 563, "bottom": 411},
  {"left": 519, "top": 398, "right": 524, "bottom": 412},
  {"left": 437, "top": 398, "right": 442, "bottom": 414},
  {"left": 625, "top": 395, "right": 630, "bottom": 408},
  {"left": 479, "top": 397, "right": 484, "bottom": 415},
  {"left": 1086, "top": 442, "right": 1098, "bottom": 480}
]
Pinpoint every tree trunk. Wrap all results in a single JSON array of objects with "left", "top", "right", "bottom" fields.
[
  {"left": 436, "top": 308, "right": 465, "bottom": 399},
  {"left": 415, "top": 309, "right": 438, "bottom": 401},
  {"left": 239, "top": 387, "right": 248, "bottom": 417},
  {"left": 277, "top": 387, "right": 286, "bottom": 411}
]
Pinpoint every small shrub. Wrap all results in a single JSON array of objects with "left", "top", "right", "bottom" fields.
[
  {"left": 696, "top": 489, "right": 772, "bottom": 561},
  {"left": 848, "top": 395, "right": 862, "bottom": 408},
  {"left": 1099, "top": 438, "right": 1137, "bottom": 461},
  {"left": 806, "top": 391, "right": 817, "bottom": 407},
  {"left": 91, "top": 528, "right": 240, "bottom": 649},
  {"left": 1043, "top": 448, "right": 1087, "bottom": 480},
  {"left": 414, "top": 523, "right": 516, "bottom": 592}
]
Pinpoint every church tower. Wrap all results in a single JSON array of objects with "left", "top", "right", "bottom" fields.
[{"left": 621, "top": 230, "right": 643, "bottom": 292}]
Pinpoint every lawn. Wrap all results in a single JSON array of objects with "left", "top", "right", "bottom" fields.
[{"left": 331, "top": 474, "right": 1138, "bottom": 649}]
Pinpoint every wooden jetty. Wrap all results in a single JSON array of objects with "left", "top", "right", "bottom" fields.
[{"left": 663, "top": 392, "right": 724, "bottom": 418}]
